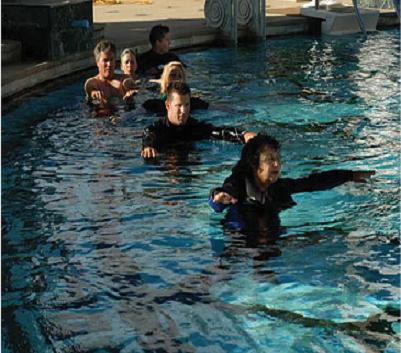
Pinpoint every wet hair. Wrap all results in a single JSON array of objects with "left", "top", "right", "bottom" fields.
[
  {"left": 93, "top": 40, "right": 116, "bottom": 62},
  {"left": 120, "top": 48, "right": 135, "bottom": 61},
  {"left": 120, "top": 48, "right": 137, "bottom": 74},
  {"left": 149, "top": 25, "right": 170, "bottom": 47},
  {"left": 160, "top": 61, "right": 186, "bottom": 94},
  {"left": 166, "top": 82, "right": 191, "bottom": 101},
  {"left": 233, "top": 134, "right": 281, "bottom": 177}
]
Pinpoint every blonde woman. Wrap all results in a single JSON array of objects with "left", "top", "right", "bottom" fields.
[
  {"left": 120, "top": 48, "right": 138, "bottom": 80},
  {"left": 159, "top": 61, "right": 186, "bottom": 97},
  {"left": 143, "top": 61, "right": 209, "bottom": 114}
]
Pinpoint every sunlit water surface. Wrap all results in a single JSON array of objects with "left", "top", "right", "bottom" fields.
[{"left": 2, "top": 29, "right": 400, "bottom": 353}]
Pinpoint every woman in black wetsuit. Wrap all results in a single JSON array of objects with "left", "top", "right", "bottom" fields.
[{"left": 209, "top": 134, "right": 375, "bottom": 216}]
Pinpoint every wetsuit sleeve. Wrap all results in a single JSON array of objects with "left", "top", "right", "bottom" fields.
[
  {"left": 208, "top": 187, "right": 229, "bottom": 212},
  {"left": 286, "top": 170, "right": 355, "bottom": 194},
  {"left": 220, "top": 169, "right": 246, "bottom": 200},
  {"left": 208, "top": 166, "right": 246, "bottom": 213},
  {"left": 142, "top": 99, "right": 167, "bottom": 115},
  {"left": 142, "top": 120, "right": 163, "bottom": 149},
  {"left": 208, "top": 196, "right": 228, "bottom": 213},
  {"left": 192, "top": 120, "right": 246, "bottom": 143},
  {"left": 190, "top": 97, "right": 209, "bottom": 110}
]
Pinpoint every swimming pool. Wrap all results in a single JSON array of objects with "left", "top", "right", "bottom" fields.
[{"left": 2, "top": 29, "right": 400, "bottom": 353}]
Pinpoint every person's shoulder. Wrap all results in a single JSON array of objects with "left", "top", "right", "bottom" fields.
[
  {"left": 84, "top": 76, "right": 99, "bottom": 88},
  {"left": 84, "top": 76, "right": 102, "bottom": 95},
  {"left": 138, "top": 49, "right": 155, "bottom": 60},
  {"left": 270, "top": 178, "right": 294, "bottom": 194},
  {"left": 191, "top": 96, "right": 209, "bottom": 110},
  {"left": 186, "top": 116, "right": 202, "bottom": 125},
  {"left": 148, "top": 116, "right": 167, "bottom": 127},
  {"left": 167, "top": 52, "right": 180, "bottom": 60},
  {"left": 272, "top": 178, "right": 289, "bottom": 187}
]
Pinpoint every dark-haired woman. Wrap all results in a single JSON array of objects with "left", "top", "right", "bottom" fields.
[{"left": 209, "top": 134, "right": 375, "bottom": 215}]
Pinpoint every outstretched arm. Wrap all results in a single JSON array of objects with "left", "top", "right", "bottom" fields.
[
  {"left": 193, "top": 120, "right": 256, "bottom": 144},
  {"left": 84, "top": 78, "right": 107, "bottom": 105},
  {"left": 122, "top": 77, "right": 139, "bottom": 101},
  {"left": 352, "top": 170, "right": 375, "bottom": 183},
  {"left": 287, "top": 169, "right": 375, "bottom": 194}
]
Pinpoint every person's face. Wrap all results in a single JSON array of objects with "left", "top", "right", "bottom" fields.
[
  {"left": 255, "top": 147, "right": 281, "bottom": 186},
  {"left": 121, "top": 52, "right": 137, "bottom": 76},
  {"left": 166, "top": 92, "right": 190, "bottom": 126},
  {"left": 156, "top": 32, "right": 171, "bottom": 54},
  {"left": 168, "top": 68, "right": 184, "bottom": 83},
  {"left": 97, "top": 50, "right": 115, "bottom": 80}
]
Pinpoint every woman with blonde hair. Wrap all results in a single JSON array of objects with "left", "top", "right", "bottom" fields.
[
  {"left": 159, "top": 61, "right": 186, "bottom": 96},
  {"left": 120, "top": 48, "right": 138, "bottom": 80},
  {"left": 143, "top": 61, "right": 209, "bottom": 115}
]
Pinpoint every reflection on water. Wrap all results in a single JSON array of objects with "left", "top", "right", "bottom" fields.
[{"left": 2, "top": 29, "right": 400, "bottom": 353}]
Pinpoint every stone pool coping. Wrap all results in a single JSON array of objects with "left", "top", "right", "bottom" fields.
[{"left": 1, "top": 3, "right": 398, "bottom": 101}]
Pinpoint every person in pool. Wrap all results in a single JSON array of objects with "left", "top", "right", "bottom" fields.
[
  {"left": 137, "top": 25, "right": 184, "bottom": 76},
  {"left": 85, "top": 40, "right": 138, "bottom": 112},
  {"left": 120, "top": 48, "right": 138, "bottom": 80},
  {"left": 141, "top": 82, "right": 256, "bottom": 159},
  {"left": 142, "top": 61, "right": 209, "bottom": 114},
  {"left": 208, "top": 134, "right": 375, "bottom": 214}
]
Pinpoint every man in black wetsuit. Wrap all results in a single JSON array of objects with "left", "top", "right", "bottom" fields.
[
  {"left": 141, "top": 82, "right": 256, "bottom": 159},
  {"left": 137, "top": 25, "right": 183, "bottom": 76},
  {"left": 209, "top": 134, "right": 375, "bottom": 215}
]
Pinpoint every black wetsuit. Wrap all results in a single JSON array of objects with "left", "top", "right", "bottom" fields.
[
  {"left": 209, "top": 169, "right": 356, "bottom": 213},
  {"left": 142, "top": 116, "right": 246, "bottom": 150},
  {"left": 142, "top": 97, "right": 209, "bottom": 115},
  {"left": 137, "top": 50, "right": 183, "bottom": 76}
]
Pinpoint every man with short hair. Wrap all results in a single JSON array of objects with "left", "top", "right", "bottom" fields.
[
  {"left": 137, "top": 25, "right": 183, "bottom": 76},
  {"left": 141, "top": 82, "right": 256, "bottom": 159},
  {"left": 85, "top": 40, "right": 137, "bottom": 108}
]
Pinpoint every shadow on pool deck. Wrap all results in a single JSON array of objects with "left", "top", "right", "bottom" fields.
[{"left": 1, "top": 0, "right": 399, "bottom": 101}]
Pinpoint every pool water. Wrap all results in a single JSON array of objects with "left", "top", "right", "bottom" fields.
[{"left": 2, "top": 29, "right": 400, "bottom": 353}]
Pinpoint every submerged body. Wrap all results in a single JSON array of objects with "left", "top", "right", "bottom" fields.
[
  {"left": 85, "top": 41, "right": 137, "bottom": 116},
  {"left": 141, "top": 82, "right": 256, "bottom": 158},
  {"left": 209, "top": 134, "right": 375, "bottom": 223}
]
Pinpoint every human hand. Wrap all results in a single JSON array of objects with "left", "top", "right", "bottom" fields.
[
  {"left": 141, "top": 147, "right": 159, "bottom": 159},
  {"left": 123, "top": 89, "right": 139, "bottom": 101},
  {"left": 90, "top": 90, "right": 107, "bottom": 104},
  {"left": 352, "top": 170, "right": 375, "bottom": 183},
  {"left": 243, "top": 132, "right": 257, "bottom": 143},
  {"left": 109, "top": 115, "right": 121, "bottom": 125},
  {"left": 213, "top": 192, "right": 238, "bottom": 205}
]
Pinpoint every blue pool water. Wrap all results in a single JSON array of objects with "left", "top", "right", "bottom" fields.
[{"left": 2, "top": 29, "right": 400, "bottom": 353}]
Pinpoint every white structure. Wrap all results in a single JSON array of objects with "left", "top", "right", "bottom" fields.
[
  {"left": 300, "top": 5, "right": 380, "bottom": 35},
  {"left": 204, "top": 0, "right": 266, "bottom": 43}
]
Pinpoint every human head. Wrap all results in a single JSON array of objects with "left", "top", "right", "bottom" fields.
[
  {"left": 165, "top": 82, "right": 191, "bottom": 126},
  {"left": 149, "top": 25, "right": 171, "bottom": 54},
  {"left": 239, "top": 134, "right": 281, "bottom": 186},
  {"left": 120, "top": 48, "right": 137, "bottom": 77},
  {"left": 93, "top": 40, "right": 116, "bottom": 80},
  {"left": 160, "top": 61, "right": 186, "bottom": 94}
]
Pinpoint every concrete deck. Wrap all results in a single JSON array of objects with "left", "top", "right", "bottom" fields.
[{"left": 1, "top": 0, "right": 399, "bottom": 100}]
